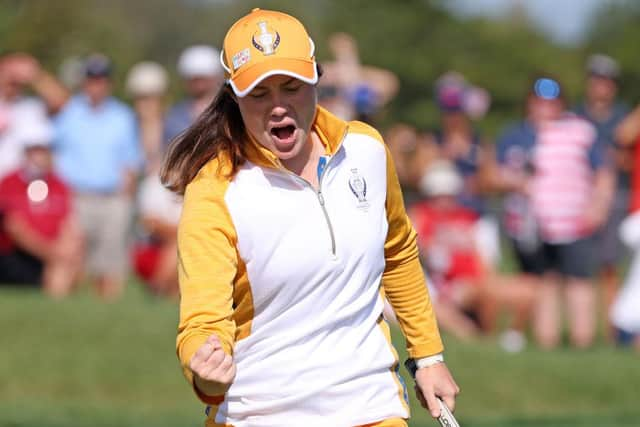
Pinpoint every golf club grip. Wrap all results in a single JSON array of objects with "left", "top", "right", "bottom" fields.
[{"left": 436, "top": 397, "right": 460, "bottom": 427}]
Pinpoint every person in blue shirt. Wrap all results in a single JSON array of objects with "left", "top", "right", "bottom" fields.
[
  {"left": 53, "top": 53, "right": 142, "bottom": 300},
  {"left": 574, "top": 54, "right": 631, "bottom": 339},
  {"left": 163, "top": 45, "right": 223, "bottom": 146}
]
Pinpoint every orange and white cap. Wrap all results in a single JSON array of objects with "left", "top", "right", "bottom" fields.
[{"left": 220, "top": 8, "right": 318, "bottom": 97}]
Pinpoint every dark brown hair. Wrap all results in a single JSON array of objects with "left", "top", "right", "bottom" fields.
[{"left": 160, "top": 85, "right": 247, "bottom": 195}]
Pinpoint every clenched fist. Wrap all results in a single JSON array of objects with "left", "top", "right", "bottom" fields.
[{"left": 190, "top": 334, "right": 236, "bottom": 396}]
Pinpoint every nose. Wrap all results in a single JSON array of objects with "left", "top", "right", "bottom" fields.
[{"left": 268, "top": 89, "right": 288, "bottom": 117}]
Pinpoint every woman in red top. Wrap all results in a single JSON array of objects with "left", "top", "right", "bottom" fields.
[
  {"left": 612, "top": 106, "right": 640, "bottom": 349},
  {"left": 0, "top": 125, "right": 82, "bottom": 297},
  {"left": 410, "top": 161, "right": 534, "bottom": 348}
]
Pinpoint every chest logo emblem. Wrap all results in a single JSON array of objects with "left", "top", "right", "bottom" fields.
[{"left": 348, "top": 168, "right": 369, "bottom": 211}]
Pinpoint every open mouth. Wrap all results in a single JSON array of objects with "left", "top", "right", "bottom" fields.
[{"left": 270, "top": 124, "right": 296, "bottom": 141}]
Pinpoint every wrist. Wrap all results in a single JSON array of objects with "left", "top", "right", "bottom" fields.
[
  {"left": 416, "top": 353, "right": 444, "bottom": 370},
  {"left": 194, "top": 373, "right": 228, "bottom": 397}
]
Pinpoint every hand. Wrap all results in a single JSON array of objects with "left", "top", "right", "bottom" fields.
[
  {"left": 414, "top": 362, "right": 460, "bottom": 418},
  {"left": 2, "top": 53, "right": 41, "bottom": 85},
  {"left": 190, "top": 334, "right": 236, "bottom": 397},
  {"left": 582, "top": 205, "right": 607, "bottom": 233},
  {"left": 120, "top": 170, "right": 137, "bottom": 198}
]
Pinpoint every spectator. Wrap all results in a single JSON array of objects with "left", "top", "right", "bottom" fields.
[
  {"left": 385, "top": 124, "right": 427, "bottom": 208},
  {"left": 133, "top": 171, "right": 182, "bottom": 298},
  {"left": 611, "top": 209, "right": 640, "bottom": 351},
  {"left": 53, "top": 53, "right": 143, "bottom": 300},
  {"left": 0, "top": 122, "right": 82, "bottom": 297},
  {"left": 420, "top": 73, "right": 500, "bottom": 270},
  {"left": 125, "top": 60, "right": 180, "bottom": 298},
  {"left": 616, "top": 101, "right": 640, "bottom": 208},
  {"left": 611, "top": 101, "right": 640, "bottom": 350},
  {"left": 429, "top": 72, "right": 492, "bottom": 215},
  {"left": 125, "top": 61, "right": 169, "bottom": 168},
  {"left": 410, "top": 161, "right": 534, "bottom": 348},
  {"left": 574, "top": 54, "right": 631, "bottom": 337},
  {"left": 491, "top": 75, "right": 548, "bottom": 341},
  {"left": 410, "top": 161, "right": 487, "bottom": 340},
  {"left": 164, "top": 45, "right": 223, "bottom": 145},
  {"left": 318, "top": 32, "right": 399, "bottom": 124},
  {"left": 0, "top": 52, "right": 69, "bottom": 179},
  {"left": 526, "top": 76, "right": 613, "bottom": 349}
]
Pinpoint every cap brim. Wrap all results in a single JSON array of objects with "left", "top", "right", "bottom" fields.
[
  {"left": 24, "top": 142, "right": 50, "bottom": 149},
  {"left": 589, "top": 71, "right": 617, "bottom": 80},
  {"left": 229, "top": 58, "right": 317, "bottom": 97}
]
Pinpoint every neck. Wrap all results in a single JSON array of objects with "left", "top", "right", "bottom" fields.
[
  {"left": 88, "top": 96, "right": 106, "bottom": 108},
  {"left": 281, "top": 131, "right": 323, "bottom": 188}
]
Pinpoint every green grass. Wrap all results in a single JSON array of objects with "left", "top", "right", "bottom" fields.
[{"left": 1, "top": 284, "right": 639, "bottom": 427}]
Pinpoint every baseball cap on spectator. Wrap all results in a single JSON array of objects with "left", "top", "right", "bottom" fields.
[
  {"left": 419, "top": 160, "right": 463, "bottom": 198},
  {"left": 220, "top": 8, "right": 318, "bottom": 97},
  {"left": 178, "top": 45, "right": 222, "bottom": 79},
  {"left": 84, "top": 54, "right": 112, "bottom": 78},
  {"left": 126, "top": 61, "right": 169, "bottom": 97},
  {"left": 434, "top": 71, "right": 491, "bottom": 119},
  {"left": 435, "top": 72, "right": 467, "bottom": 112},
  {"left": 531, "top": 76, "right": 563, "bottom": 101},
  {"left": 587, "top": 54, "right": 620, "bottom": 80}
]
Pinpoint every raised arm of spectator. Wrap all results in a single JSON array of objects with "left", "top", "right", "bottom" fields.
[
  {"left": 2, "top": 53, "right": 70, "bottom": 114},
  {"left": 615, "top": 104, "right": 640, "bottom": 146},
  {"left": 120, "top": 110, "right": 144, "bottom": 197}
]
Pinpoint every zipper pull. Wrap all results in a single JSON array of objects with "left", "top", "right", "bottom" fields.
[{"left": 318, "top": 191, "right": 325, "bottom": 205}]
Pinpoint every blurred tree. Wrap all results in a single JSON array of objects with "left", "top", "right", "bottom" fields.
[
  {"left": 0, "top": 0, "right": 616, "bottom": 136},
  {"left": 583, "top": 0, "right": 640, "bottom": 105}
]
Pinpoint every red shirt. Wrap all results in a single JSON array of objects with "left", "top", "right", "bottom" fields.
[
  {"left": 410, "top": 201, "right": 484, "bottom": 288},
  {"left": 0, "top": 169, "right": 71, "bottom": 253},
  {"left": 630, "top": 135, "right": 640, "bottom": 213}
]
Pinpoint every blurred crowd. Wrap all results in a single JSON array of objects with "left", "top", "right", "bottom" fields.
[{"left": 1, "top": 33, "right": 639, "bottom": 352}]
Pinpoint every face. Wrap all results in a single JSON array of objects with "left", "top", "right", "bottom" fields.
[
  {"left": 24, "top": 146, "right": 52, "bottom": 173},
  {"left": 83, "top": 76, "right": 111, "bottom": 104},
  {"left": 236, "top": 74, "right": 317, "bottom": 163},
  {"left": 586, "top": 75, "right": 617, "bottom": 105},
  {"left": 528, "top": 96, "right": 563, "bottom": 124},
  {"left": 442, "top": 111, "right": 468, "bottom": 131}
]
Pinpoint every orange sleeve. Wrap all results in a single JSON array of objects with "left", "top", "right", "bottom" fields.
[
  {"left": 382, "top": 143, "right": 444, "bottom": 359},
  {"left": 176, "top": 161, "right": 238, "bottom": 404}
]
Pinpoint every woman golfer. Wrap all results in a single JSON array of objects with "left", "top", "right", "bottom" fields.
[{"left": 162, "top": 8, "right": 459, "bottom": 427}]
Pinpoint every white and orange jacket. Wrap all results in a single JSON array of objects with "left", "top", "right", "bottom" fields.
[{"left": 177, "top": 106, "right": 443, "bottom": 427}]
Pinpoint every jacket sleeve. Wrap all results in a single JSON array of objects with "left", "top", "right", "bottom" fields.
[
  {"left": 176, "top": 169, "right": 237, "bottom": 404},
  {"left": 382, "top": 144, "right": 444, "bottom": 359}
]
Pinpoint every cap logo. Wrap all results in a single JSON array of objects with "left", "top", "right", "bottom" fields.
[{"left": 252, "top": 21, "right": 280, "bottom": 56}]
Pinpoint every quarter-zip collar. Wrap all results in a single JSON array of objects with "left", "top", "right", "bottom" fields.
[{"left": 242, "top": 105, "right": 349, "bottom": 170}]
